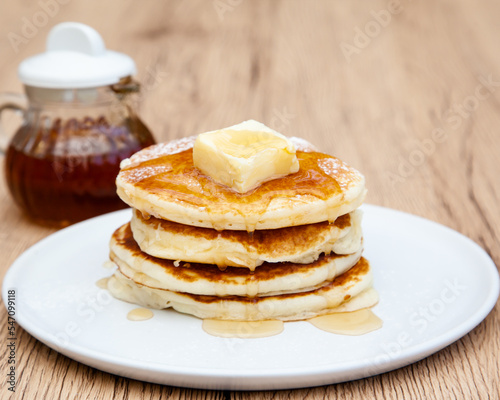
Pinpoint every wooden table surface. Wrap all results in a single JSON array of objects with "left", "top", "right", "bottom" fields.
[{"left": 1, "top": 0, "right": 499, "bottom": 398}]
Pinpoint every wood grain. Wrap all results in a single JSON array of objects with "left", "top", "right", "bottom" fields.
[{"left": 0, "top": 0, "right": 499, "bottom": 398}]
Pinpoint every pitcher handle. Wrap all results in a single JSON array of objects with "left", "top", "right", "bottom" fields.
[{"left": 0, "top": 93, "right": 27, "bottom": 154}]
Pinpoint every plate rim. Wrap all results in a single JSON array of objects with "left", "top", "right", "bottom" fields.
[{"left": 2, "top": 204, "right": 499, "bottom": 389}]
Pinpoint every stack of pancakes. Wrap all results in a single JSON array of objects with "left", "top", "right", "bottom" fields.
[{"left": 106, "top": 135, "right": 378, "bottom": 321}]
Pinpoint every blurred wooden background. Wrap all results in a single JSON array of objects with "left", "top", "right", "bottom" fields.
[{"left": 0, "top": 0, "right": 499, "bottom": 398}]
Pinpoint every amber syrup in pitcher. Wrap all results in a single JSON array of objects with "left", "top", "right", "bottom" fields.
[{"left": 5, "top": 115, "right": 155, "bottom": 227}]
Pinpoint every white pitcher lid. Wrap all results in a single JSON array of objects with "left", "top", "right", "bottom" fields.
[{"left": 18, "top": 22, "right": 136, "bottom": 89}]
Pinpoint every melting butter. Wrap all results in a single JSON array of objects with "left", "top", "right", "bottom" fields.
[
  {"left": 127, "top": 308, "right": 154, "bottom": 321},
  {"left": 202, "top": 319, "right": 284, "bottom": 338},
  {"left": 193, "top": 120, "right": 299, "bottom": 194},
  {"left": 308, "top": 309, "right": 382, "bottom": 335}
]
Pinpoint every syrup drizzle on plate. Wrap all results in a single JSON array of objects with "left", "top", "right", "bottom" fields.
[
  {"left": 139, "top": 309, "right": 381, "bottom": 338},
  {"left": 202, "top": 319, "right": 284, "bottom": 338},
  {"left": 95, "top": 277, "right": 109, "bottom": 289},
  {"left": 308, "top": 309, "right": 382, "bottom": 335},
  {"left": 127, "top": 308, "right": 154, "bottom": 321}
]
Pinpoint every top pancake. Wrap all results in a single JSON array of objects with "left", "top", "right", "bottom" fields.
[{"left": 116, "top": 136, "right": 366, "bottom": 230}]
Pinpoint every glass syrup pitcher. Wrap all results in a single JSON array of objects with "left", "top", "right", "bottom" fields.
[{"left": 0, "top": 23, "right": 156, "bottom": 227}]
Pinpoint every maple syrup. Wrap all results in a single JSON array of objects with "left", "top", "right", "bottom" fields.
[
  {"left": 127, "top": 308, "right": 154, "bottom": 321},
  {"left": 202, "top": 319, "right": 284, "bottom": 338},
  {"left": 125, "top": 149, "right": 342, "bottom": 205},
  {"left": 0, "top": 23, "right": 156, "bottom": 227},
  {"left": 308, "top": 309, "right": 382, "bottom": 335},
  {"left": 202, "top": 311, "right": 381, "bottom": 338},
  {"left": 5, "top": 115, "right": 155, "bottom": 227},
  {"left": 120, "top": 149, "right": 354, "bottom": 231},
  {"left": 95, "top": 277, "right": 110, "bottom": 289}
]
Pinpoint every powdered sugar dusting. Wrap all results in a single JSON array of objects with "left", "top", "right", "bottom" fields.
[
  {"left": 317, "top": 158, "right": 363, "bottom": 189},
  {"left": 290, "top": 137, "right": 318, "bottom": 152},
  {"left": 123, "top": 135, "right": 315, "bottom": 170},
  {"left": 123, "top": 164, "right": 173, "bottom": 183},
  {"left": 124, "top": 136, "right": 197, "bottom": 168}
]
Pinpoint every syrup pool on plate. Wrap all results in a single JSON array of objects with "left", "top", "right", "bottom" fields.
[
  {"left": 308, "top": 309, "right": 383, "bottom": 335},
  {"left": 127, "top": 308, "right": 154, "bottom": 321},
  {"left": 202, "top": 319, "right": 284, "bottom": 338}
]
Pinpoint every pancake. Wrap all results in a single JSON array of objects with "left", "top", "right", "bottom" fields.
[
  {"left": 110, "top": 223, "right": 363, "bottom": 297},
  {"left": 130, "top": 209, "right": 363, "bottom": 269},
  {"left": 107, "top": 257, "right": 378, "bottom": 321},
  {"left": 116, "top": 136, "right": 366, "bottom": 231}
]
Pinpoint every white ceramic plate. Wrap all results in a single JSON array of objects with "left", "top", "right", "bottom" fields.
[{"left": 2, "top": 205, "right": 499, "bottom": 390}]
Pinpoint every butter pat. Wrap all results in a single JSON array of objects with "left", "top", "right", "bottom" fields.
[{"left": 193, "top": 120, "right": 299, "bottom": 193}]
